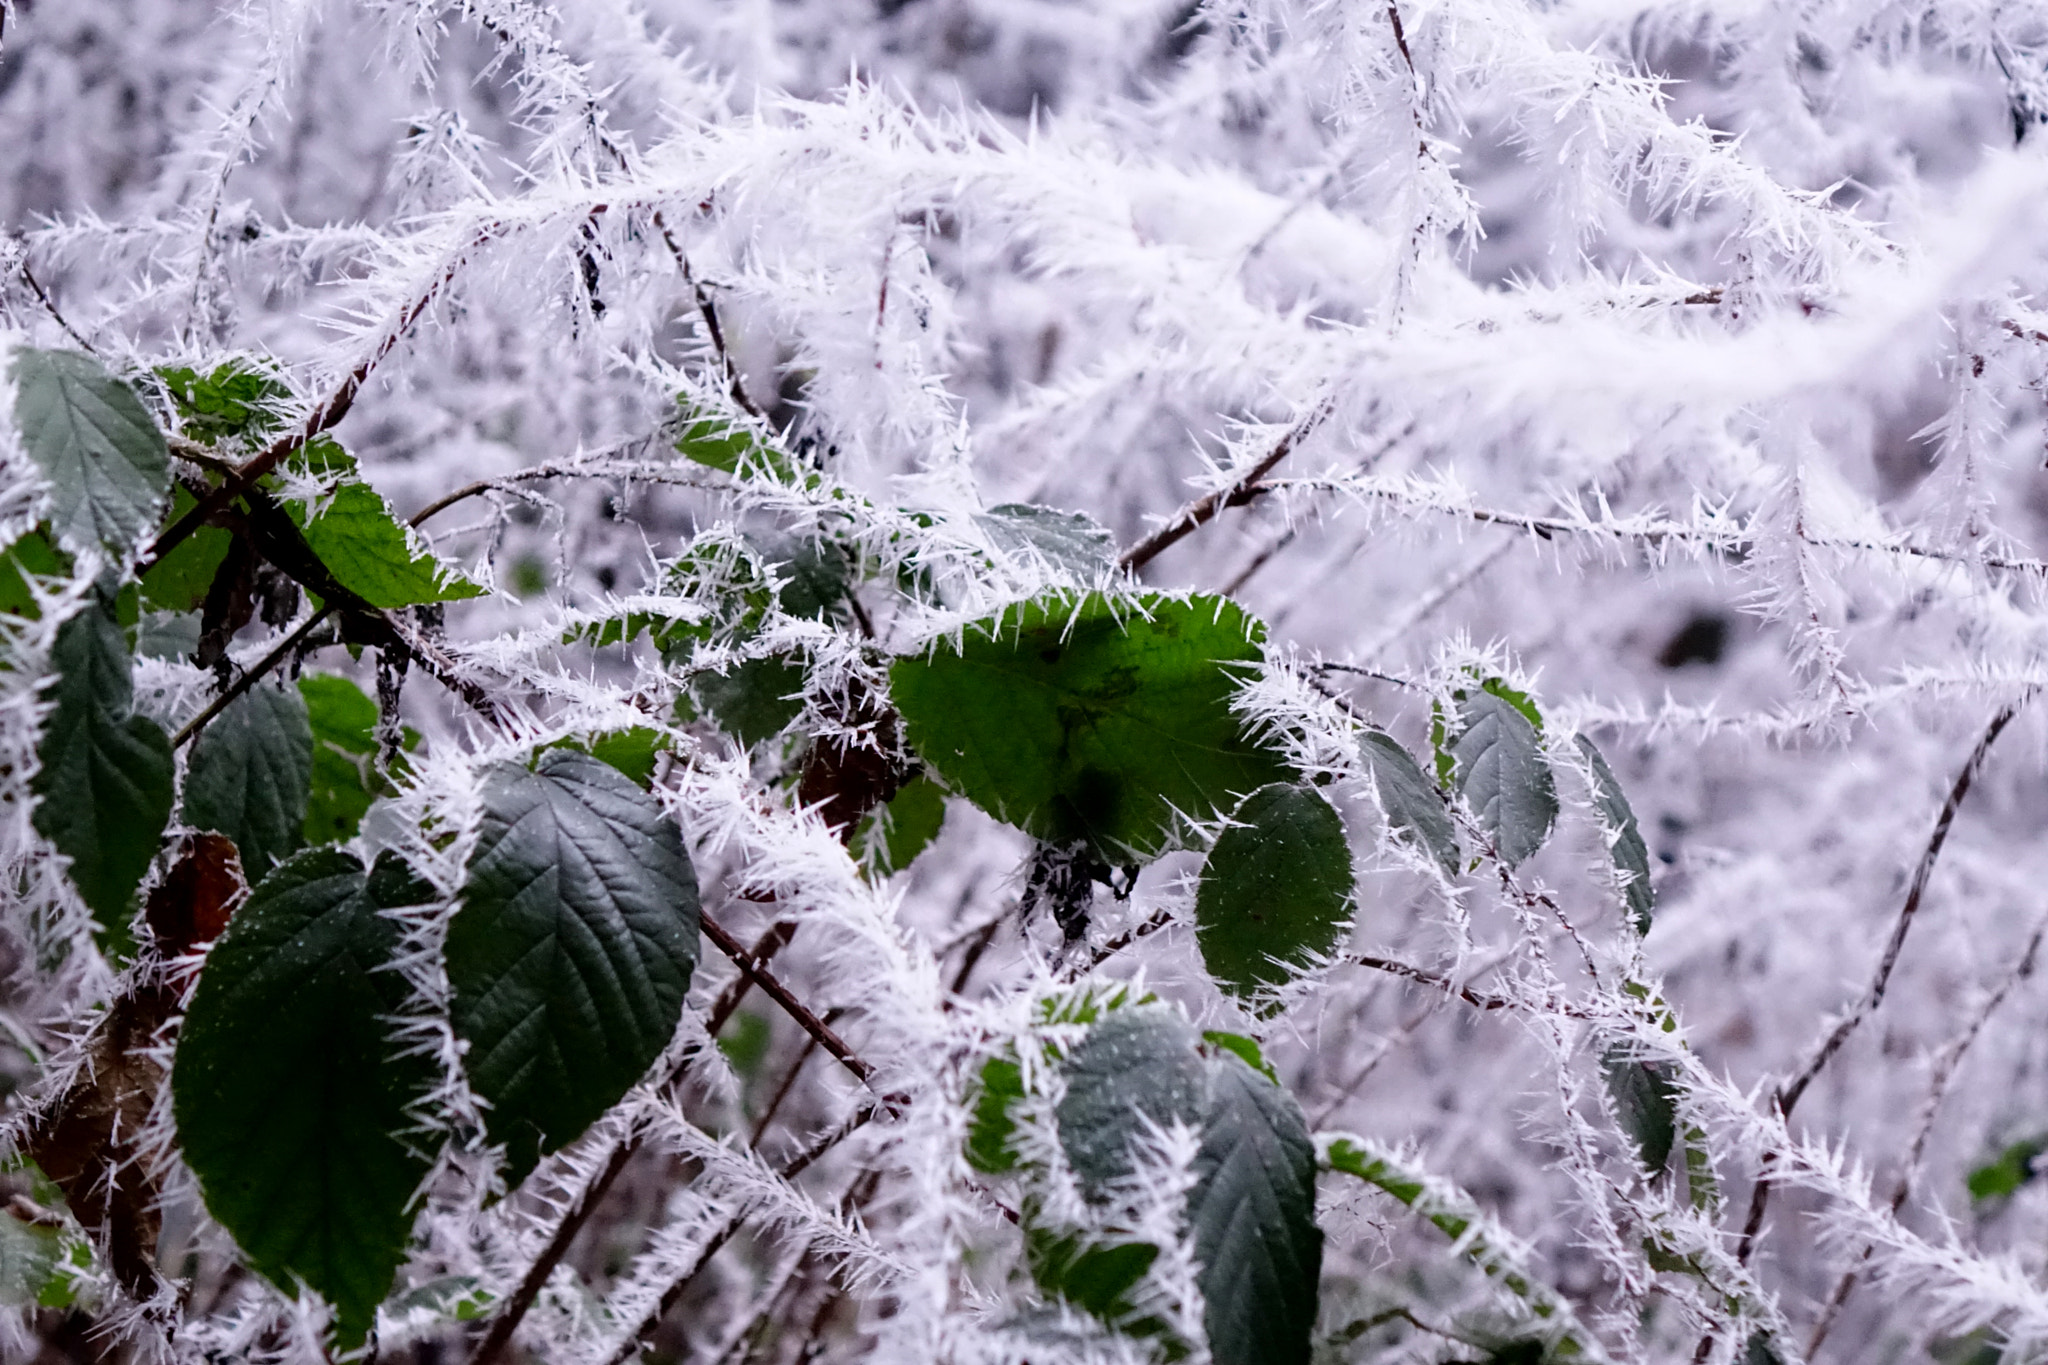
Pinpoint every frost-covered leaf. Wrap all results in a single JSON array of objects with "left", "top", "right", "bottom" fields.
[
  {"left": 1359, "top": 729, "right": 1459, "bottom": 877},
  {"left": 1196, "top": 782, "right": 1353, "bottom": 998},
  {"left": 1027, "top": 1228, "right": 1162, "bottom": 1326},
  {"left": 300, "top": 673, "right": 378, "bottom": 846},
  {"left": 447, "top": 748, "right": 700, "bottom": 1182},
  {"left": 1055, "top": 1005, "right": 1208, "bottom": 1195},
  {"left": 965, "top": 1052, "right": 1025, "bottom": 1175},
  {"left": 1190, "top": 1051, "right": 1322, "bottom": 1365},
  {"left": 692, "top": 655, "right": 807, "bottom": 747},
  {"left": 1452, "top": 689, "right": 1557, "bottom": 868},
  {"left": 31, "top": 580, "right": 174, "bottom": 937},
  {"left": 11, "top": 348, "right": 170, "bottom": 556},
  {"left": 291, "top": 481, "right": 484, "bottom": 608},
  {"left": 892, "top": 593, "right": 1291, "bottom": 860},
  {"left": 157, "top": 360, "right": 289, "bottom": 444},
  {"left": 978, "top": 503, "right": 1116, "bottom": 578},
  {"left": 1601, "top": 1047, "right": 1679, "bottom": 1174},
  {"left": 182, "top": 682, "right": 312, "bottom": 879},
  {"left": 0, "top": 528, "right": 68, "bottom": 619},
  {"left": 855, "top": 774, "right": 947, "bottom": 875},
  {"left": 174, "top": 849, "right": 437, "bottom": 1348},
  {"left": 1576, "top": 735, "right": 1656, "bottom": 934}
]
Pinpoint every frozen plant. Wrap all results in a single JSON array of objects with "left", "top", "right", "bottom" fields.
[{"left": 4, "top": 1, "right": 2048, "bottom": 1363}]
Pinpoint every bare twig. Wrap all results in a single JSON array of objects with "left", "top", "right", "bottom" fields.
[
  {"left": 1118, "top": 397, "right": 1336, "bottom": 572},
  {"left": 700, "top": 911, "right": 876, "bottom": 1087},
  {"left": 1737, "top": 700, "right": 2024, "bottom": 1265},
  {"left": 169, "top": 607, "right": 333, "bottom": 750}
]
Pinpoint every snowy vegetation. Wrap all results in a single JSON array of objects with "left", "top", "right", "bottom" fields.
[{"left": 1, "top": 1, "right": 2047, "bottom": 1362}]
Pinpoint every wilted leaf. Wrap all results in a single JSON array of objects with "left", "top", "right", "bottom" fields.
[{"left": 144, "top": 832, "right": 246, "bottom": 957}]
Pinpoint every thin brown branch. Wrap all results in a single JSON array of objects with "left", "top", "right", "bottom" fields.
[
  {"left": 169, "top": 607, "right": 333, "bottom": 750},
  {"left": 1737, "top": 700, "right": 2025, "bottom": 1265},
  {"left": 1352, "top": 954, "right": 1594, "bottom": 1020},
  {"left": 700, "top": 911, "right": 876, "bottom": 1086},
  {"left": 1118, "top": 397, "right": 1335, "bottom": 573}
]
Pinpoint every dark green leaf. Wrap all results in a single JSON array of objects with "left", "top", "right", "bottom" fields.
[
  {"left": 857, "top": 775, "right": 947, "bottom": 875},
  {"left": 291, "top": 481, "right": 484, "bottom": 608},
  {"left": 11, "top": 349, "right": 170, "bottom": 555},
  {"left": 139, "top": 485, "right": 235, "bottom": 613},
  {"left": 1742, "top": 1332, "right": 1787, "bottom": 1365},
  {"left": 750, "top": 530, "right": 850, "bottom": 621},
  {"left": 891, "top": 592, "right": 1292, "bottom": 860},
  {"left": 1576, "top": 735, "right": 1655, "bottom": 934},
  {"left": 1196, "top": 783, "right": 1353, "bottom": 998},
  {"left": 1968, "top": 1137, "right": 2046, "bottom": 1202},
  {"left": 1601, "top": 1046, "right": 1679, "bottom": 1174},
  {"left": 183, "top": 683, "right": 311, "bottom": 879},
  {"left": 299, "top": 674, "right": 378, "bottom": 846},
  {"left": 1452, "top": 690, "right": 1557, "bottom": 868},
  {"left": 31, "top": 582, "right": 174, "bottom": 938},
  {"left": 447, "top": 748, "right": 701, "bottom": 1182},
  {"left": 173, "top": 849, "right": 438, "bottom": 1347},
  {"left": 977, "top": 504, "right": 1115, "bottom": 579},
  {"left": 966, "top": 1053, "right": 1026, "bottom": 1175},
  {"left": 1189, "top": 1051, "right": 1322, "bottom": 1365},
  {"left": 157, "top": 361, "right": 289, "bottom": 444},
  {"left": 693, "top": 655, "right": 806, "bottom": 748},
  {"left": 673, "top": 406, "right": 789, "bottom": 478},
  {"left": 1359, "top": 730, "right": 1459, "bottom": 877},
  {"left": 1056, "top": 1006, "right": 1208, "bottom": 1196},
  {"left": 0, "top": 529, "right": 69, "bottom": 620}
]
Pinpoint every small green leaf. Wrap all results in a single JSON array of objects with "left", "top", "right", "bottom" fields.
[
  {"left": 1026, "top": 1228, "right": 1161, "bottom": 1323},
  {"left": 693, "top": 655, "right": 806, "bottom": 748},
  {"left": 1056, "top": 1006, "right": 1208, "bottom": 1196},
  {"left": 1190, "top": 1051, "right": 1322, "bottom": 1365},
  {"left": 1601, "top": 1046, "right": 1679, "bottom": 1174},
  {"left": 1452, "top": 690, "right": 1557, "bottom": 868},
  {"left": 139, "top": 485, "right": 235, "bottom": 613},
  {"left": 547, "top": 727, "right": 667, "bottom": 789},
  {"left": 892, "top": 593, "right": 1292, "bottom": 861},
  {"left": 11, "top": 348, "right": 171, "bottom": 556},
  {"left": 32, "top": 581, "right": 174, "bottom": 939},
  {"left": 977, "top": 503, "right": 1116, "bottom": 579},
  {"left": 0, "top": 1209, "right": 78, "bottom": 1309},
  {"left": 965, "top": 1052, "right": 1026, "bottom": 1175},
  {"left": 0, "top": 528, "right": 69, "bottom": 620},
  {"left": 299, "top": 674, "right": 378, "bottom": 846},
  {"left": 447, "top": 748, "right": 701, "bottom": 1183},
  {"left": 673, "top": 406, "right": 790, "bottom": 478},
  {"left": 173, "top": 849, "right": 439, "bottom": 1348},
  {"left": 1576, "top": 736, "right": 1655, "bottom": 934},
  {"left": 716, "top": 1011, "right": 773, "bottom": 1083},
  {"left": 182, "top": 683, "right": 312, "bottom": 879},
  {"left": 1968, "top": 1137, "right": 2046, "bottom": 1202},
  {"left": 1202, "top": 1030, "right": 1279, "bottom": 1084},
  {"left": 291, "top": 481, "right": 485, "bottom": 608},
  {"left": 157, "top": 361, "right": 290, "bottom": 443},
  {"left": 1196, "top": 783, "right": 1353, "bottom": 999},
  {"left": 856, "top": 775, "right": 947, "bottom": 875},
  {"left": 1359, "top": 730, "right": 1459, "bottom": 877}
]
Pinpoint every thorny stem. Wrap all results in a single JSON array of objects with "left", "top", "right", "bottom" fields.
[
  {"left": 168, "top": 607, "right": 333, "bottom": 749},
  {"left": 1805, "top": 910, "right": 2048, "bottom": 1356},
  {"left": 11, "top": 246, "right": 95, "bottom": 354},
  {"left": 1353, "top": 954, "right": 1594, "bottom": 1020},
  {"left": 1735, "top": 700, "right": 2023, "bottom": 1270},
  {"left": 1117, "top": 396, "right": 1336, "bottom": 572}
]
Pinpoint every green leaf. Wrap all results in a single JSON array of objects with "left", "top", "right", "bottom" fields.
[
  {"left": 1196, "top": 783, "right": 1353, "bottom": 999},
  {"left": 1968, "top": 1137, "right": 2046, "bottom": 1202},
  {"left": 1027, "top": 1227, "right": 1161, "bottom": 1323},
  {"left": 1601, "top": 1046, "right": 1679, "bottom": 1174},
  {"left": 447, "top": 748, "right": 701, "bottom": 1183},
  {"left": 891, "top": 592, "right": 1292, "bottom": 860},
  {"left": 751, "top": 530, "right": 850, "bottom": 621},
  {"left": 584, "top": 727, "right": 665, "bottom": 787},
  {"left": 182, "top": 683, "right": 312, "bottom": 879},
  {"left": 1190, "top": 1051, "right": 1322, "bottom": 1365},
  {"left": 693, "top": 655, "right": 806, "bottom": 747},
  {"left": 0, "top": 528, "right": 69, "bottom": 620},
  {"left": 0, "top": 1207, "right": 83, "bottom": 1309},
  {"left": 31, "top": 581, "right": 174, "bottom": 938},
  {"left": 173, "top": 848, "right": 439, "bottom": 1347},
  {"left": 855, "top": 775, "right": 947, "bottom": 875},
  {"left": 139, "top": 485, "right": 235, "bottom": 613},
  {"left": 1359, "top": 730, "right": 1459, "bottom": 877},
  {"left": 11, "top": 348, "right": 171, "bottom": 556},
  {"left": 299, "top": 674, "right": 378, "bottom": 846},
  {"left": 965, "top": 1052, "right": 1026, "bottom": 1175},
  {"left": 157, "top": 361, "right": 290, "bottom": 444},
  {"left": 977, "top": 503, "right": 1116, "bottom": 579},
  {"left": 673, "top": 406, "right": 790, "bottom": 479},
  {"left": 1576, "top": 736, "right": 1655, "bottom": 934},
  {"left": 1055, "top": 1006, "right": 1209, "bottom": 1196},
  {"left": 291, "top": 481, "right": 485, "bottom": 608},
  {"left": 716, "top": 1012, "right": 773, "bottom": 1084},
  {"left": 1202, "top": 1030, "right": 1279, "bottom": 1084},
  {"left": 1452, "top": 690, "right": 1557, "bottom": 868}
]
